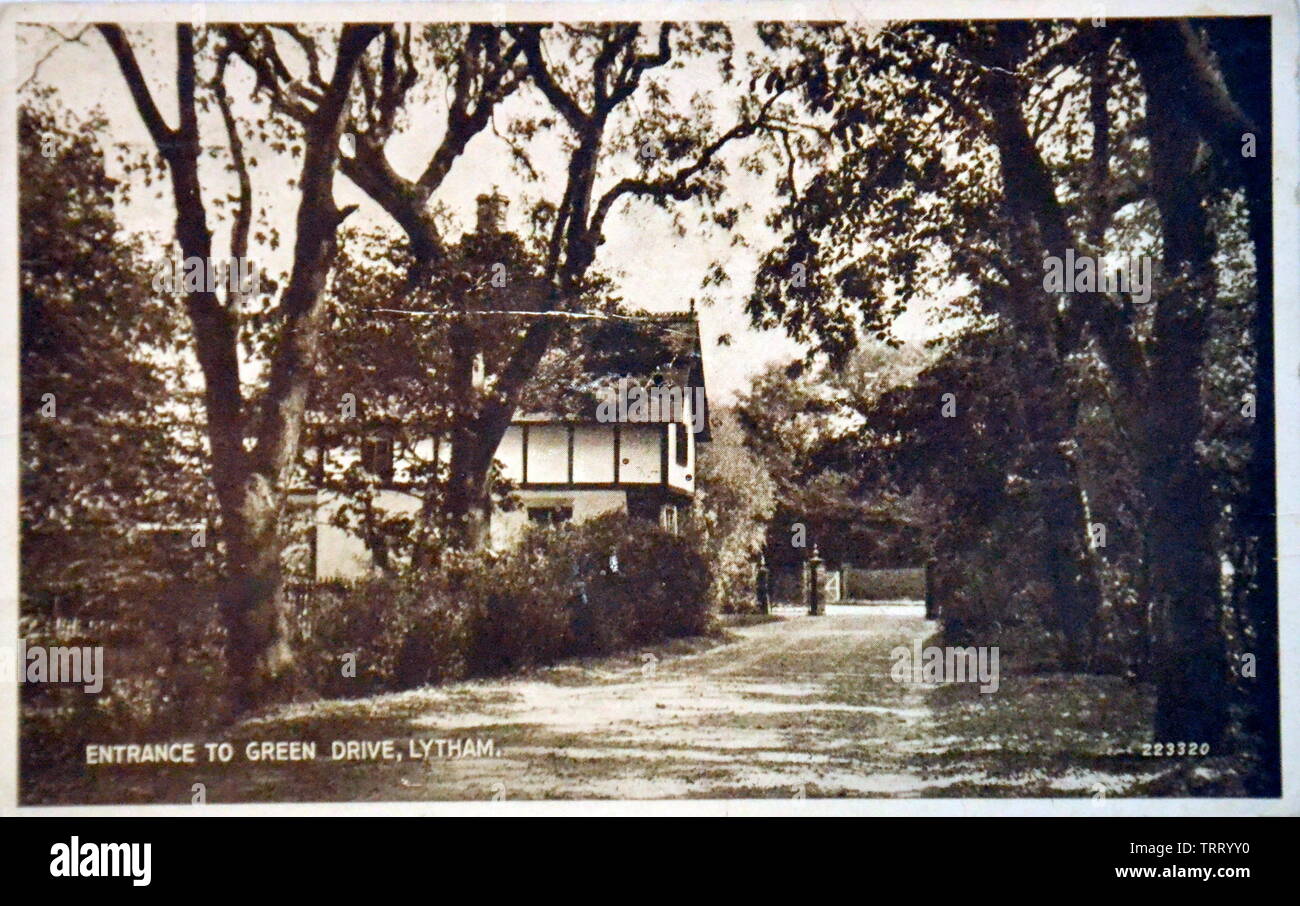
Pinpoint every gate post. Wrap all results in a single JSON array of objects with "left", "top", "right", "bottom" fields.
[
  {"left": 925, "top": 556, "right": 937, "bottom": 619},
  {"left": 756, "top": 552, "right": 770, "bottom": 615},
  {"left": 807, "top": 546, "right": 824, "bottom": 616}
]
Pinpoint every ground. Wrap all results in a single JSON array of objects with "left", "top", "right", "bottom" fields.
[{"left": 55, "top": 602, "right": 1240, "bottom": 804}]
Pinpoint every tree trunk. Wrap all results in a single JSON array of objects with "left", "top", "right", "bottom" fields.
[
  {"left": 101, "top": 23, "right": 381, "bottom": 714},
  {"left": 445, "top": 453, "right": 493, "bottom": 550},
  {"left": 221, "top": 26, "right": 380, "bottom": 712},
  {"left": 444, "top": 317, "right": 494, "bottom": 550},
  {"left": 439, "top": 132, "right": 602, "bottom": 551},
  {"left": 218, "top": 478, "right": 292, "bottom": 715},
  {"left": 1198, "top": 16, "right": 1279, "bottom": 794},
  {"left": 1012, "top": 336, "right": 1106, "bottom": 669},
  {"left": 1041, "top": 442, "right": 1105, "bottom": 669},
  {"left": 982, "top": 74, "right": 1107, "bottom": 661},
  {"left": 1127, "top": 27, "right": 1230, "bottom": 745}
]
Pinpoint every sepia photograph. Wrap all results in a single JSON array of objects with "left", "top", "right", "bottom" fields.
[{"left": 4, "top": 1, "right": 1291, "bottom": 814}]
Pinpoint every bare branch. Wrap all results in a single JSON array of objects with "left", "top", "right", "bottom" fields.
[
  {"left": 221, "top": 25, "right": 315, "bottom": 122},
  {"left": 416, "top": 29, "right": 525, "bottom": 196},
  {"left": 213, "top": 47, "right": 253, "bottom": 309},
  {"left": 334, "top": 26, "right": 526, "bottom": 265},
  {"left": 271, "top": 24, "right": 326, "bottom": 89},
  {"left": 96, "top": 25, "right": 178, "bottom": 158},
  {"left": 1029, "top": 81, "right": 1072, "bottom": 143},
  {"left": 513, "top": 25, "right": 589, "bottom": 132},
  {"left": 593, "top": 25, "right": 637, "bottom": 106},
  {"left": 606, "top": 23, "right": 673, "bottom": 109},
  {"left": 589, "top": 85, "right": 793, "bottom": 241},
  {"left": 252, "top": 24, "right": 382, "bottom": 483},
  {"left": 21, "top": 25, "right": 93, "bottom": 92}
]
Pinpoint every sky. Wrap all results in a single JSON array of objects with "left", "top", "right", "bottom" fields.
[{"left": 17, "top": 20, "right": 947, "bottom": 403}]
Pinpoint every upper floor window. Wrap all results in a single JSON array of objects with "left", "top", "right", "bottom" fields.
[
  {"left": 674, "top": 423, "right": 688, "bottom": 467},
  {"left": 362, "top": 436, "right": 394, "bottom": 485}
]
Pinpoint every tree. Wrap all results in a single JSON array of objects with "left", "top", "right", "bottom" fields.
[
  {"left": 734, "top": 343, "right": 934, "bottom": 589},
  {"left": 748, "top": 22, "right": 1115, "bottom": 663},
  {"left": 95, "top": 24, "right": 381, "bottom": 712},
  {"left": 694, "top": 407, "right": 776, "bottom": 611},
  {"left": 748, "top": 20, "right": 1274, "bottom": 753},
  {"left": 1118, "top": 16, "right": 1276, "bottom": 790},
  {"left": 228, "top": 23, "right": 798, "bottom": 548},
  {"left": 20, "top": 96, "right": 212, "bottom": 616},
  {"left": 306, "top": 223, "right": 589, "bottom": 568}
]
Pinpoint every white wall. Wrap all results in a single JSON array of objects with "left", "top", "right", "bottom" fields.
[
  {"left": 527, "top": 424, "right": 569, "bottom": 483},
  {"left": 315, "top": 489, "right": 423, "bottom": 581},
  {"left": 316, "top": 419, "right": 688, "bottom": 493},
  {"left": 496, "top": 426, "right": 524, "bottom": 481},
  {"left": 489, "top": 489, "right": 627, "bottom": 548},
  {"left": 665, "top": 394, "right": 696, "bottom": 494},
  {"left": 310, "top": 409, "right": 700, "bottom": 575},
  {"left": 573, "top": 425, "right": 615, "bottom": 482},
  {"left": 620, "top": 424, "right": 661, "bottom": 483}
]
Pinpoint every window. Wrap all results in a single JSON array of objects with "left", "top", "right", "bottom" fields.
[
  {"left": 527, "top": 505, "right": 573, "bottom": 526},
  {"left": 362, "top": 436, "right": 394, "bottom": 485},
  {"left": 674, "top": 423, "right": 689, "bottom": 467}
]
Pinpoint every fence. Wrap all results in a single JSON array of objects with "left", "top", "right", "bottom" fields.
[
  {"left": 842, "top": 567, "right": 927, "bottom": 601},
  {"left": 767, "top": 563, "right": 927, "bottom": 606}
]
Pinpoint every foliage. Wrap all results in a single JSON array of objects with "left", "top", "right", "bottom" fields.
[
  {"left": 290, "top": 577, "right": 476, "bottom": 697},
  {"left": 735, "top": 20, "right": 1276, "bottom": 784},
  {"left": 18, "top": 95, "right": 237, "bottom": 800},
  {"left": 290, "top": 512, "right": 713, "bottom": 698},
  {"left": 19, "top": 97, "right": 215, "bottom": 617},
  {"left": 733, "top": 342, "right": 935, "bottom": 578},
  {"left": 305, "top": 226, "right": 643, "bottom": 567},
  {"left": 18, "top": 596, "right": 230, "bottom": 801},
  {"left": 693, "top": 407, "right": 777, "bottom": 612}
]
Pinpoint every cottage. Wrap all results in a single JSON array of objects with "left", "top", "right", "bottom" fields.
[
  {"left": 492, "top": 334, "right": 709, "bottom": 545},
  {"left": 295, "top": 208, "right": 710, "bottom": 580}
]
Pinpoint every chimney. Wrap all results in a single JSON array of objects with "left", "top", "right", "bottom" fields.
[{"left": 476, "top": 192, "right": 507, "bottom": 234}]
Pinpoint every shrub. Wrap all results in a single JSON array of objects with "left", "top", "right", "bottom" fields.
[
  {"left": 292, "top": 576, "right": 475, "bottom": 697},
  {"left": 21, "top": 508, "right": 716, "bottom": 797},
  {"left": 391, "top": 591, "right": 476, "bottom": 689},
  {"left": 18, "top": 592, "right": 229, "bottom": 801},
  {"left": 456, "top": 539, "right": 575, "bottom": 673},
  {"left": 540, "top": 512, "right": 712, "bottom": 653},
  {"left": 291, "top": 511, "right": 714, "bottom": 697},
  {"left": 692, "top": 407, "right": 776, "bottom": 615}
]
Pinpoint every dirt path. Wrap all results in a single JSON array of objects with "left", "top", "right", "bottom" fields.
[
  {"left": 79, "top": 603, "right": 1184, "bottom": 803},
  {"left": 410, "top": 604, "right": 946, "bottom": 800}
]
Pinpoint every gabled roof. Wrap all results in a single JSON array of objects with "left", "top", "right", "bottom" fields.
[{"left": 516, "top": 309, "right": 711, "bottom": 440}]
